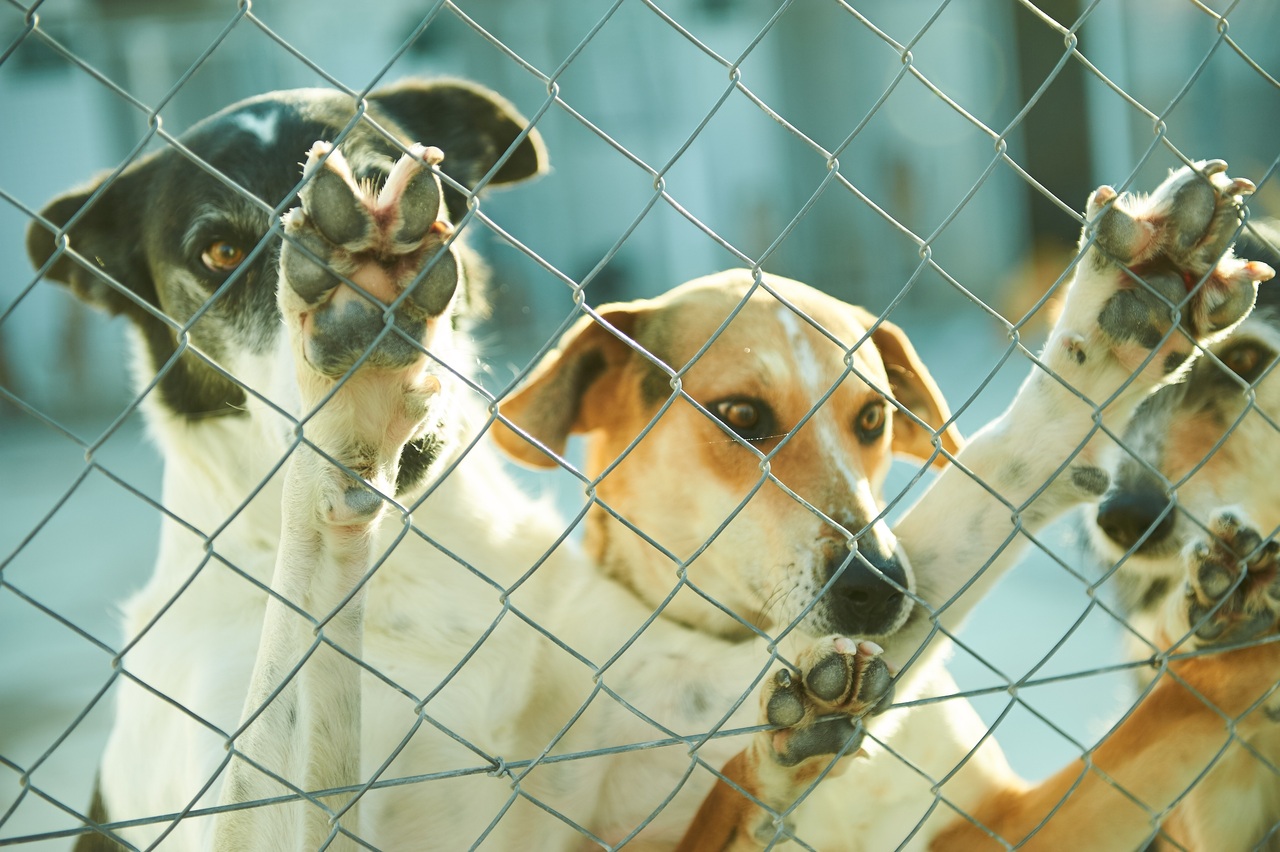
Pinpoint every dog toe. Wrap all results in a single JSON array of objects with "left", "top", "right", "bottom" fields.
[
  {"left": 301, "top": 142, "right": 376, "bottom": 249},
  {"left": 765, "top": 669, "right": 807, "bottom": 728},
  {"left": 377, "top": 145, "right": 446, "bottom": 247}
]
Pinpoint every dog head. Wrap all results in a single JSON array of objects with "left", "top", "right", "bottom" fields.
[
  {"left": 1091, "top": 222, "right": 1280, "bottom": 612},
  {"left": 494, "top": 269, "right": 962, "bottom": 640},
  {"left": 26, "top": 78, "right": 546, "bottom": 494}
]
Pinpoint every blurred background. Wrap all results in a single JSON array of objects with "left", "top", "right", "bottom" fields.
[{"left": 2, "top": 0, "right": 1278, "bottom": 846}]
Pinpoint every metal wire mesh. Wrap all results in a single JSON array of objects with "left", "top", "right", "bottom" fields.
[{"left": 2, "top": 0, "right": 1279, "bottom": 849}]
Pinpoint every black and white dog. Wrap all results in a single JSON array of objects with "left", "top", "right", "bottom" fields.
[{"left": 26, "top": 78, "right": 578, "bottom": 850}]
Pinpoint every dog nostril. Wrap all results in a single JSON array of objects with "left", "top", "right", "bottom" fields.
[{"left": 1096, "top": 490, "right": 1174, "bottom": 551}]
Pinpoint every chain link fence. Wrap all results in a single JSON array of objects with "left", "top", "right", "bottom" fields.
[{"left": 2, "top": 0, "right": 1279, "bottom": 849}]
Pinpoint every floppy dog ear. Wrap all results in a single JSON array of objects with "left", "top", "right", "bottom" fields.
[
  {"left": 26, "top": 158, "right": 159, "bottom": 322},
  {"left": 494, "top": 307, "right": 649, "bottom": 468},
  {"left": 850, "top": 307, "right": 963, "bottom": 469},
  {"left": 369, "top": 78, "right": 548, "bottom": 219}
]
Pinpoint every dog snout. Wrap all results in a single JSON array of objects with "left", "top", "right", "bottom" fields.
[
  {"left": 824, "top": 543, "right": 909, "bottom": 637},
  {"left": 1096, "top": 481, "right": 1175, "bottom": 553}
]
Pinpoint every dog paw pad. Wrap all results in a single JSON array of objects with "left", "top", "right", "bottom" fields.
[
  {"left": 760, "top": 636, "right": 894, "bottom": 767},
  {"left": 280, "top": 142, "right": 460, "bottom": 379},
  {"left": 1181, "top": 510, "right": 1280, "bottom": 648},
  {"left": 1061, "top": 161, "right": 1274, "bottom": 396}
]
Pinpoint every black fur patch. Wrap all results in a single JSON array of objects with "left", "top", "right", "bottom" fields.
[
  {"left": 1138, "top": 576, "right": 1172, "bottom": 612},
  {"left": 396, "top": 432, "right": 444, "bottom": 494},
  {"left": 1163, "top": 350, "right": 1190, "bottom": 374},
  {"left": 1070, "top": 465, "right": 1110, "bottom": 497}
]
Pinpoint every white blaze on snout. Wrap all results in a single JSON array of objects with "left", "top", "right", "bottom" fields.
[
  {"left": 776, "top": 307, "right": 866, "bottom": 499},
  {"left": 774, "top": 306, "right": 900, "bottom": 556}
]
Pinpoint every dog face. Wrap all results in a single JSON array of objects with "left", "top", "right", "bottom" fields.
[
  {"left": 26, "top": 79, "right": 546, "bottom": 493},
  {"left": 495, "top": 270, "right": 962, "bottom": 640},
  {"left": 1092, "top": 225, "right": 1280, "bottom": 613}
]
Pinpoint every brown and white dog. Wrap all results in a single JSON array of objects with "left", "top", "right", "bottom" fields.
[
  {"left": 1085, "top": 221, "right": 1280, "bottom": 850},
  {"left": 670, "top": 163, "right": 1277, "bottom": 851}
]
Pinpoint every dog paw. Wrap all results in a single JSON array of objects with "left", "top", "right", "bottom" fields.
[
  {"left": 280, "top": 141, "right": 459, "bottom": 379},
  {"left": 1180, "top": 510, "right": 1280, "bottom": 648},
  {"left": 762, "top": 636, "right": 894, "bottom": 768},
  {"left": 1054, "top": 161, "right": 1273, "bottom": 391}
]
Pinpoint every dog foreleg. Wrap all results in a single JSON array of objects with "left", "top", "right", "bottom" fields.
[
  {"left": 214, "top": 459, "right": 375, "bottom": 851},
  {"left": 213, "top": 141, "right": 458, "bottom": 852},
  {"left": 887, "top": 161, "right": 1273, "bottom": 677}
]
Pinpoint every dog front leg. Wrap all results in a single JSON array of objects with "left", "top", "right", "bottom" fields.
[
  {"left": 213, "top": 141, "right": 458, "bottom": 852},
  {"left": 215, "top": 461, "right": 375, "bottom": 851},
  {"left": 888, "top": 161, "right": 1273, "bottom": 675}
]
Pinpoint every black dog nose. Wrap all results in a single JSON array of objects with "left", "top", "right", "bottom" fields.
[
  {"left": 825, "top": 544, "right": 909, "bottom": 636},
  {"left": 1096, "top": 485, "right": 1174, "bottom": 552}
]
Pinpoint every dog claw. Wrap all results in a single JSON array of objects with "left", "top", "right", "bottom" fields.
[{"left": 1224, "top": 178, "right": 1256, "bottom": 198}]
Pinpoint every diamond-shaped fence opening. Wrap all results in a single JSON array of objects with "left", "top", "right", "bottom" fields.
[{"left": 2, "top": 0, "right": 1280, "bottom": 850}]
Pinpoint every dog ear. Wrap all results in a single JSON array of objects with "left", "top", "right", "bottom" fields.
[
  {"left": 369, "top": 78, "right": 548, "bottom": 219},
  {"left": 26, "top": 159, "right": 159, "bottom": 321},
  {"left": 850, "top": 307, "right": 963, "bottom": 469},
  {"left": 493, "top": 307, "right": 648, "bottom": 468}
]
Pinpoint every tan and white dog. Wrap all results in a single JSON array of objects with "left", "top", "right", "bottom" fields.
[
  {"left": 670, "top": 162, "right": 1277, "bottom": 851},
  {"left": 1084, "top": 221, "right": 1280, "bottom": 850}
]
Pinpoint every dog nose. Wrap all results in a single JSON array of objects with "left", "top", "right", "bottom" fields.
[
  {"left": 824, "top": 542, "right": 909, "bottom": 636},
  {"left": 1096, "top": 483, "right": 1174, "bottom": 552}
]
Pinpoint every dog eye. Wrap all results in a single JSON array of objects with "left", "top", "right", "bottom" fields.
[
  {"left": 855, "top": 401, "right": 888, "bottom": 443},
  {"left": 712, "top": 398, "right": 774, "bottom": 441},
  {"left": 1221, "top": 342, "right": 1275, "bottom": 384},
  {"left": 201, "top": 241, "right": 247, "bottom": 273}
]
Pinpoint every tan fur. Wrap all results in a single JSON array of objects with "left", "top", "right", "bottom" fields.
[{"left": 932, "top": 641, "right": 1280, "bottom": 850}]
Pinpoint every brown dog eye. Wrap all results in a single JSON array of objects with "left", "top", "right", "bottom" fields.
[
  {"left": 1221, "top": 342, "right": 1274, "bottom": 383},
  {"left": 855, "top": 401, "right": 887, "bottom": 443},
  {"left": 201, "top": 240, "right": 246, "bottom": 272},
  {"left": 712, "top": 397, "right": 775, "bottom": 442},
  {"left": 720, "top": 401, "right": 758, "bottom": 430}
]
